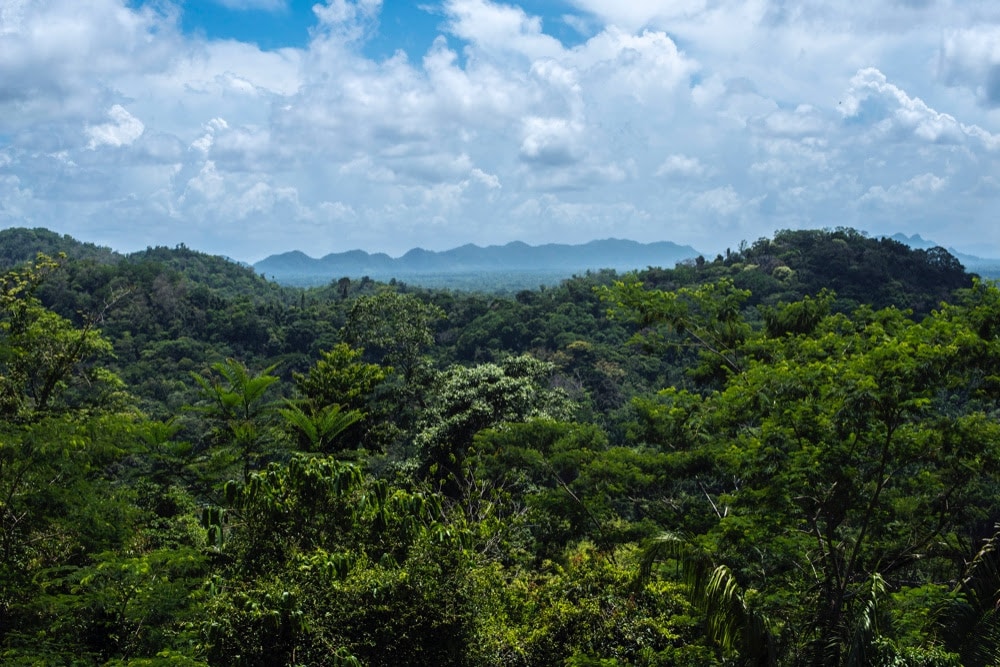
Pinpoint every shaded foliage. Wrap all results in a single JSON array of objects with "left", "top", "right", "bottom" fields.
[{"left": 0, "top": 226, "right": 995, "bottom": 666}]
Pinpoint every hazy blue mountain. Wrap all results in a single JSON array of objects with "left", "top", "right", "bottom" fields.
[
  {"left": 254, "top": 238, "right": 702, "bottom": 287},
  {"left": 888, "top": 233, "right": 937, "bottom": 250},
  {"left": 888, "top": 232, "right": 1000, "bottom": 278}
]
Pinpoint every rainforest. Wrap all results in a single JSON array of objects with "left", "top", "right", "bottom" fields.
[{"left": 1, "top": 226, "right": 999, "bottom": 666}]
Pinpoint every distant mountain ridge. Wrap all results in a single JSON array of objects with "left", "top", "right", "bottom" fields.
[
  {"left": 254, "top": 238, "right": 702, "bottom": 286},
  {"left": 888, "top": 233, "right": 1000, "bottom": 278}
]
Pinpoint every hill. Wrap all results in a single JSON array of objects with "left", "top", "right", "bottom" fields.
[
  {"left": 0, "top": 227, "right": 120, "bottom": 269},
  {"left": 706, "top": 228, "right": 973, "bottom": 316}
]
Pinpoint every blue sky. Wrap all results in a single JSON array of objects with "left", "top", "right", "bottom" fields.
[
  {"left": 175, "top": 0, "right": 589, "bottom": 54},
  {"left": 3, "top": 0, "right": 1000, "bottom": 261}
]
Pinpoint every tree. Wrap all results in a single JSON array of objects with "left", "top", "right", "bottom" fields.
[
  {"left": 471, "top": 542, "right": 717, "bottom": 666},
  {"left": 189, "top": 358, "right": 283, "bottom": 483},
  {"left": 602, "top": 277, "right": 751, "bottom": 387},
  {"left": 285, "top": 343, "right": 388, "bottom": 453},
  {"left": 415, "top": 354, "right": 575, "bottom": 487},
  {"left": 0, "top": 257, "right": 208, "bottom": 663},
  {"left": 0, "top": 254, "right": 122, "bottom": 420},
  {"left": 471, "top": 418, "right": 668, "bottom": 561},
  {"left": 0, "top": 257, "right": 137, "bottom": 656},
  {"left": 292, "top": 343, "right": 389, "bottom": 412},
  {"left": 342, "top": 291, "right": 444, "bottom": 383},
  {"left": 278, "top": 400, "right": 363, "bottom": 454},
  {"left": 200, "top": 454, "right": 479, "bottom": 666},
  {"left": 640, "top": 533, "right": 777, "bottom": 666},
  {"left": 609, "top": 278, "right": 1000, "bottom": 663}
]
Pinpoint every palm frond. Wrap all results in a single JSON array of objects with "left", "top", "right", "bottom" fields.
[{"left": 640, "top": 531, "right": 777, "bottom": 666}]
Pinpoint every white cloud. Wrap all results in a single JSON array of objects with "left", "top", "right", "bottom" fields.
[
  {"left": 3, "top": 0, "right": 1000, "bottom": 259},
  {"left": 656, "top": 154, "right": 706, "bottom": 177},
  {"left": 422, "top": 38, "right": 527, "bottom": 122},
  {"left": 691, "top": 186, "right": 743, "bottom": 216},
  {"left": 443, "top": 0, "right": 564, "bottom": 60},
  {"left": 572, "top": 27, "right": 696, "bottom": 105},
  {"left": 519, "top": 116, "right": 584, "bottom": 164},
  {"left": 319, "top": 200, "right": 357, "bottom": 220},
  {"left": 313, "top": 0, "right": 383, "bottom": 42},
  {"left": 86, "top": 105, "right": 145, "bottom": 149},
  {"left": 0, "top": 1, "right": 178, "bottom": 125},
  {"left": 0, "top": 174, "right": 34, "bottom": 224},
  {"left": 314, "top": 0, "right": 382, "bottom": 23},
  {"left": 337, "top": 156, "right": 397, "bottom": 183},
  {"left": 184, "top": 161, "right": 227, "bottom": 202},
  {"left": 560, "top": 13, "right": 593, "bottom": 36},
  {"left": 567, "top": 0, "right": 708, "bottom": 33},
  {"left": 470, "top": 168, "right": 502, "bottom": 189},
  {"left": 753, "top": 105, "right": 827, "bottom": 137},
  {"left": 841, "top": 67, "right": 1000, "bottom": 149},
  {"left": 233, "top": 182, "right": 301, "bottom": 219},
  {"left": 860, "top": 172, "right": 947, "bottom": 206},
  {"left": 938, "top": 26, "right": 1000, "bottom": 107},
  {"left": 521, "top": 161, "right": 628, "bottom": 191},
  {"left": 191, "top": 118, "right": 230, "bottom": 153}
]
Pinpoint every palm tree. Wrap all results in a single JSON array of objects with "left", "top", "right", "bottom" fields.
[
  {"left": 639, "top": 532, "right": 777, "bottom": 666},
  {"left": 278, "top": 400, "right": 363, "bottom": 454},
  {"left": 939, "top": 530, "right": 1000, "bottom": 666}
]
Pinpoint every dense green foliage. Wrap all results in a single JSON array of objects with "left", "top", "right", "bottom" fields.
[{"left": 1, "top": 226, "right": 998, "bottom": 666}]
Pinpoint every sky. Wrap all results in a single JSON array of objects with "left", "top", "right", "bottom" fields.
[{"left": 3, "top": 1, "right": 1000, "bottom": 262}]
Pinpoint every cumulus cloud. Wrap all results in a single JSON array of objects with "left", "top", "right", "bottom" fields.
[
  {"left": 860, "top": 172, "right": 947, "bottom": 206},
  {"left": 840, "top": 67, "right": 1000, "bottom": 149},
  {"left": 470, "top": 168, "right": 502, "bottom": 189},
  {"left": 86, "top": 105, "right": 145, "bottom": 149},
  {"left": 0, "top": 0, "right": 178, "bottom": 127},
  {"left": 656, "top": 154, "right": 706, "bottom": 178},
  {"left": 319, "top": 200, "right": 357, "bottom": 220},
  {"left": 938, "top": 26, "right": 1000, "bottom": 107},
  {"left": 519, "top": 116, "right": 584, "bottom": 165},
  {"left": 572, "top": 26, "right": 695, "bottom": 101},
  {"left": 443, "top": 0, "right": 564, "bottom": 60},
  {"left": 2, "top": 0, "right": 1000, "bottom": 258},
  {"left": 233, "top": 182, "right": 302, "bottom": 220},
  {"left": 566, "top": 0, "right": 707, "bottom": 32},
  {"left": 184, "top": 161, "right": 227, "bottom": 203},
  {"left": 522, "top": 161, "right": 629, "bottom": 192},
  {"left": 313, "top": 0, "right": 384, "bottom": 43},
  {"left": 753, "top": 105, "right": 827, "bottom": 138},
  {"left": 691, "top": 186, "right": 743, "bottom": 216},
  {"left": 191, "top": 119, "right": 230, "bottom": 154}
]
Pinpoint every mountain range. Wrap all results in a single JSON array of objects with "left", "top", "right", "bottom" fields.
[
  {"left": 253, "top": 238, "right": 702, "bottom": 287},
  {"left": 0, "top": 227, "right": 995, "bottom": 291},
  {"left": 888, "top": 233, "right": 1000, "bottom": 277}
]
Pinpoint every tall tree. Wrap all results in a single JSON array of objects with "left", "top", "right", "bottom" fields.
[
  {"left": 190, "top": 358, "right": 283, "bottom": 483},
  {"left": 0, "top": 254, "right": 122, "bottom": 419},
  {"left": 342, "top": 291, "right": 444, "bottom": 383},
  {"left": 612, "top": 278, "right": 1000, "bottom": 663},
  {"left": 415, "top": 354, "right": 575, "bottom": 488}
]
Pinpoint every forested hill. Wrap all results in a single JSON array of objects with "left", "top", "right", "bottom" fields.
[
  {"left": 0, "top": 226, "right": 279, "bottom": 297},
  {"left": 3, "top": 225, "right": 999, "bottom": 665},
  {"left": 0, "top": 226, "right": 120, "bottom": 268},
  {"left": 0, "top": 226, "right": 979, "bottom": 406},
  {"left": 657, "top": 227, "right": 974, "bottom": 315}
]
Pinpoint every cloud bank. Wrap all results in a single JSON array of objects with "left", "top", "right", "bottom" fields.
[{"left": 1, "top": 0, "right": 999, "bottom": 260}]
